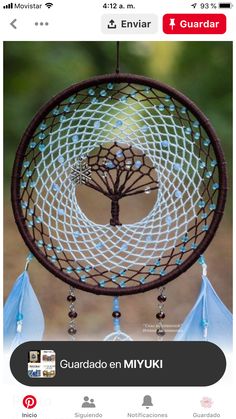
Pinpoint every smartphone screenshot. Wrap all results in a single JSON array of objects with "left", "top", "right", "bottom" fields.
[{"left": 1, "top": 1, "right": 234, "bottom": 418}]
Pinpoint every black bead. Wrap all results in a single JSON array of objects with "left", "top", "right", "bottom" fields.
[
  {"left": 156, "top": 328, "right": 165, "bottom": 337},
  {"left": 68, "top": 311, "right": 78, "bottom": 319},
  {"left": 112, "top": 311, "right": 121, "bottom": 318},
  {"left": 156, "top": 311, "right": 165, "bottom": 320},
  {"left": 68, "top": 327, "right": 77, "bottom": 335},
  {"left": 67, "top": 295, "right": 76, "bottom": 302},
  {"left": 157, "top": 294, "right": 167, "bottom": 303}
]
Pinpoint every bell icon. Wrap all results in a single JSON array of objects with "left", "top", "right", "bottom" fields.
[{"left": 142, "top": 395, "right": 153, "bottom": 409}]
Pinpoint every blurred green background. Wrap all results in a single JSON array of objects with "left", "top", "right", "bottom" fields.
[{"left": 4, "top": 42, "right": 232, "bottom": 341}]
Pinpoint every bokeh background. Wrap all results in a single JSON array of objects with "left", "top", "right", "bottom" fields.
[{"left": 4, "top": 41, "right": 232, "bottom": 340}]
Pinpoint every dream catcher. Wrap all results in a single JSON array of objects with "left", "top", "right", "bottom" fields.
[{"left": 5, "top": 43, "right": 232, "bottom": 350}]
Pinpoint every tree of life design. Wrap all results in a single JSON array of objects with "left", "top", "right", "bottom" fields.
[{"left": 70, "top": 142, "right": 159, "bottom": 226}]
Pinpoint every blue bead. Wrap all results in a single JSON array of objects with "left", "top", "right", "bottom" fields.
[
  {"left": 115, "top": 120, "right": 123, "bottom": 128},
  {"left": 21, "top": 201, "right": 28, "bottom": 209},
  {"left": 191, "top": 243, "right": 197, "bottom": 250},
  {"left": 139, "top": 277, "right": 145, "bottom": 284},
  {"left": 88, "top": 88, "right": 95, "bottom": 96},
  {"left": 16, "top": 313, "right": 23, "bottom": 321},
  {"left": 30, "top": 181, "right": 36, "bottom": 188},
  {"left": 201, "top": 213, "right": 208, "bottom": 219},
  {"left": 85, "top": 265, "right": 91, "bottom": 272},
  {"left": 21, "top": 182, "right": 27, "bottom": 189},
  {"left": 26, "top": 170, "right": 32, "bottom": 178},
  {"left": 198, "top": 255, "right": 205, "bottom": 265},
  {"left": 91, "top": 97, "right": 98, "bottom": 104},
  {"left": 53, "top": 108, "right": 60, "bottom": 116},
  {"left": 193, "top": 121, "right": 200, "bottom": 128},
  {"left": 182, "top": 234, "right": 188, "bottom": 243},
  {"left": 134, "top": 160, "right": 142, "bottom": 169},
  {"left": 76, "top": 267, "right": 82, "bottom": 273},
  {"left": 181, "top": 107, "right": 187, "bottom": 114},
  {"left": 199, "top": 161, "right": 206, "bottom": 169},
  {"left": 120, "top": 270, "right": 126, "bottom": 276},
  {"left": 198, "top": 200, "right": 205, "bottom": 208},
  {"left": 29, "top": 209, "right": 34, "bottom": 215},
  {"left": 111, "top": 275, "right": 118, "bottom": 282},
  {"left": 37, "top": 240, "right": 44, "bottom": 247},
  {"left": 211, "top": 160, "right": 217, "bottom": 167},
  {"left": 40, "top": 123, "right": 47, "bottom": 130},
  {"left": 46, "top": 244, "right": 52, "bottom": 250},
  {"left": 39, "top": 144, "right": 46, "bottom": 152},
  {"left": 161, "top": 140, "right": 169, "bottom": 148},
  {"left": 39, "top": 133, "right": 46, "bottom": 140},
  {"left": 64, "top": 105, "right": 71, "bottom": 113},
  {"left": 81, "top": 275, "right": 87, "bottom": 282},
  {"left": 99, "top": 280, "right": 106, "bottom": 287},
  {"left": 158, "top": 104, "right": 165, "bottom": 111},
  {"left": 119, "top": 95, "right": 127, "bottom": 103},
  {"left": 141, "top": 125, "right": 148, "bottom": 133},
  {"left": 52, "top": 183, "right": 60, "bottom": 192},
  {"left": 56, "top": 246, "right": 62, "bottom": 252},
  {"left": 202, "top": 225, "right": 209, "bottom": 231},
  {"left": 107, "top": 83, "right": 114, "bottom": 90},
  {"left": 175, "top": 190, "right": 182, "bottom": 198},
  {"left": 176, "top": 258, "right": 182, "bottom": 265},
  {"left": 201, "top": 319, "right": 208, "bottom": 327},
  {"left": 149, "top": 267, "right": 155, "bottom": 274},
  {"left": 36, "top": 217, "right": 42, "bottom": 223},
  {"left": 185, "top": 127, "right": 192, "bottom": 135},
  {"left": 30, "top": 142, "right": 36, "bottom": 149},
  {"left": 116, "top": 150, "right": 124, "bottom": 158},
  {"left": 203, "top": 138, "right": 210, "bottom": 146},
  {"left": 205, "top": 171, "right": 212, "bottom": 179},
  {"left": 120, "top": 281, "right": 126, "bottom": 288},
  {"left": 72, "top": 135, "right": 79, "bottom": 143},
  {"left": 60, "top": 115, "right": 66, "bottom": 122},
  {"left": 27, "top": 221, "right": 33, "bottom": 227},
  {"left": 51, "top": 255, "right": 57, "bottom": 262},
  {"left": 69, "top": 96, "right": 76, "bottom": 103},
  {"left": 180, "top": 246, "right": 186, "bottom": 253},
  {"left": 100, "top": 90, "right": 107, "bottom": 97},
  {"left": 209, "top": 203, "right": 216, "bottom": 211},
  {"left": 23, "top": 161, "right": 30, "bottom": 168},
  {"left": 106, "top": 160, "right": 115, "bottom": 169},
  {"left": 155, "top": 260, "right": 161, "bottom": 267},
  {"left": 160, "top": 269, "right": 166, "bottom": 276},
  {"left": 94, "top": 121, "right": 100, "bottom": 129},
  {"left": 194, "top": 133, "right": 200, "bottom": 140},
  {"left": 173, "top": 163, "right": 181, "bottom": 171},
  {"left": 131, "top": 90, "right": 137, "bottom": 98},
  {"left": 57, "top": 156, "right": 65, "bottom": 164},
  {"left": 165, "top": 95, "right": 170, "bottom": 102},
  {"left": 169, "top": 104, "right": 175, "bottom": 112},
  {"left": 212, "top": 183, "right": 219, "bottom": 190},
  {"left": 66, "top": 267, "right": 73, "bottom": 273}
]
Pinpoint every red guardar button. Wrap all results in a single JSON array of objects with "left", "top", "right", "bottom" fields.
[{"left": 163, "top": 14, "right": 226, "bottom": 34}]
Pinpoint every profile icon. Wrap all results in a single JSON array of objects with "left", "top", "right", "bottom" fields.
[{"left": 82, "top": 396, "right": 96, "bottom": 408}]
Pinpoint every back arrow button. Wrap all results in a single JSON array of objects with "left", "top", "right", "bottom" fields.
[{"left": 10, "top": 19, "right": 17, "bottom": 29}]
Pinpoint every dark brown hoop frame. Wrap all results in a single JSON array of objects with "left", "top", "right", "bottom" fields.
[{"left": 11, "top": 73, "right": 227, "bottom": 296}]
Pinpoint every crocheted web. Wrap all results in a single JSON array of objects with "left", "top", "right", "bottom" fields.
[{"left": 18, "top": 80, "right": 221, "bottom": 292}]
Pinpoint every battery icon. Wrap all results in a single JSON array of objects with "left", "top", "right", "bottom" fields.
[{"left": 218, "top": 3, "right": 233, "bottom": 8}]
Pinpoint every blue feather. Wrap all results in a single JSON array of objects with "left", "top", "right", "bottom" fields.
[
  {"left": 4, "top": 271, "right": 45, "bottom": 351},
  {"left": 174, "top": 275, "right": 232, "bottom": 351}
]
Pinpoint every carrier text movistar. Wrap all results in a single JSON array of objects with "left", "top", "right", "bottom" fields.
[{"left": 60, "top": 359, "right": 163, "bottom": 369}]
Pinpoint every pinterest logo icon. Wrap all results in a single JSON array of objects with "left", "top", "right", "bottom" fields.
[{"left": 23, "top": 395, "right": 37, "bottom": 409}]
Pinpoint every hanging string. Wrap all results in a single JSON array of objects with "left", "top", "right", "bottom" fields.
[
  {"left": 112, "top": 296, "right": 121, "bottom": 333},
  {"left": 116, "top": 41, "right": 120, "bottom": 74},
  {"left": 67, "top": 286, "right": 78, "bottom": 340},
  {"left": 156, "top": 287, "right": 167, "bottom": 340}
]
